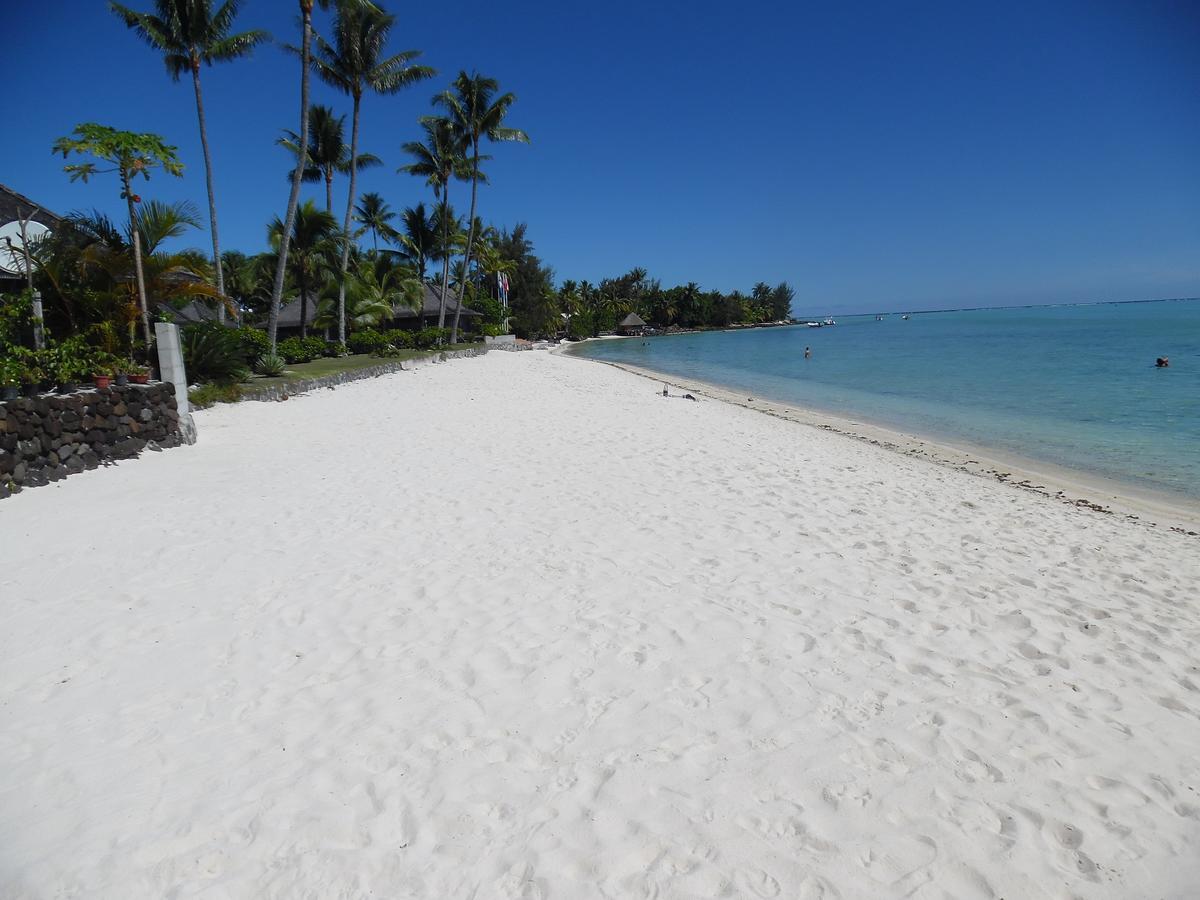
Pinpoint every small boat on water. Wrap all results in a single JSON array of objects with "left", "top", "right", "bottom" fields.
[
  {"left": 805, "top": 316, "right": 837, "bottom": 328},
  {"left": 901, "top": 314, "right": 911, "bottom": 320}
]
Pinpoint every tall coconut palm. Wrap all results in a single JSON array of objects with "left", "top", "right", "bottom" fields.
[
  {"left": 268, "top": 199, "right": 340, "bottom": 338},
  {"left": 278, "top": 104, "right": 381, "bottom": 212},
  {"left": 312, "top": 0, "right": 434, "bottom": 345},
  {"left": 110, "top": 0, "right": 268, "bottom": 321},
  {"left": 434, "top": 71, "right": 528, "bottom": 342},
  {"left": 354, "top": 192, "right": 396, "bottom": 252},
  {"left": 266, "top": 0, "right": 320, "bottom": 351},
  {"left": 400, "top": 117, "right": 466, "bottom": 331}
]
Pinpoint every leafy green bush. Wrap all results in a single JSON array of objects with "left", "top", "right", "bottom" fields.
[
  {"left": 189, "top": 382, "right": 243, "bottom": 409},
  {"left": 276, "top": 336, "right": 327, "bottom": 364},
  {"left": 373, "top": 344, "right": 408, "bottom": 358},
  {"left": 384, "top": 329, "right": 414, "bottom": 349},
  {"left": 325, "top": 341, "right": 346, "bottom": 357},
  {"left": 347, "top": 329, "right": 388, "bottom": 354},
  {"left": 413, "top": 326, "right": 450, "bottom": 349},
  {"left": 181, "top": 323, "right": 251, "bottom": 385},
  {"left": 256, "top": 354, "right": 286, "bottom": 377},
  {"left": 481, "top": 323, "right": 508, "bottom": 338},
  {"left": 238, "top": 327, "right": 270, "bottom": 365}
]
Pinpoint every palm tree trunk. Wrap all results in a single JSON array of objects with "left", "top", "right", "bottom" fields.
[
  {"left": 123, "top": 171, "right": 152, "bottom": 361},
  {"left": 336, "top": 91, "right": 362, "bottom": 347},
  {"left": 325, "top": 170, "right": 333, "bottom": 212},
  {"left": 268, "top": 3, "right": 313, "bottom": 353},
  {"left": 438, "top": 188, "right": 450, "bottom": 333},
  {"left": 450, "top": 140, "right": 480, "bottom": 345},
  {"left": 299, "top": 268, "right": 308, "bottom": 339},
  {"left": 190, "top": 61, "right": 225, "bottom": 323}
]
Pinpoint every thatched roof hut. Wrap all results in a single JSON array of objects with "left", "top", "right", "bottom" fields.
[{"left": 617, "top": 312, "right": 647, "bottom": 335}]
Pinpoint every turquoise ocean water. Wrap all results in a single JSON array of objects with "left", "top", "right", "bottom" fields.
[{"left": 569, "top": 300, "right": 1200, "bottom": 500}]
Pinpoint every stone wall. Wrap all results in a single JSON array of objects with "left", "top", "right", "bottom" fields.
[
  {"left": 240, "top": 346, "right": 489, "bottom": 403},
  {"left": 0, "top": 383, "right": 187, "bottom": 498}
]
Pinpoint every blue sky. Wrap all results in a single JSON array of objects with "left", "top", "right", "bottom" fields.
[{"left": 5, "top": 0, "right": 1199, "bottom": 314}]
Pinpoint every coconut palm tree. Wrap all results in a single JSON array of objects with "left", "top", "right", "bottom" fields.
[
  {"left": 395, "top": 202, "right": 436, "bottom": 281},
  {"left": 400, "top": 117, "right": 467, "bottom": 331},
  {"left": 434, "top": 72, "right": 528, "bottom": 343},
  {"left": 312, "top": 0, "right": 434, "bottom": 345},
  {"left": 268, "top": 199, "right": 340, "bottom": 338},
  {"left": 110, "top": 0, "right": 268, "bottom": 319},
  {"left": 268, "top": 0, "right": 353, "bottom": 351},
  {"left": 354, "top": 192, "right": 397, "bottom": 252},
  {"left": 317, "top": 253, "right": 421, "bottom": 331},
  {"left": 278, "top": 105, "right": 381, "bottom": 212}
]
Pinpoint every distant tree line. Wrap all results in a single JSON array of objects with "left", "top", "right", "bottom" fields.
[{"left": 486, "top": 227, "right": 795, "bottom": 338}]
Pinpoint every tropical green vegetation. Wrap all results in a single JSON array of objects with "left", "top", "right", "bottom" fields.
[{"left": 2, "top": 0, "right": 799, "bottom": 404}]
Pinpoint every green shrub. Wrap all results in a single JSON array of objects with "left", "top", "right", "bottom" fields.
[
  {"left": 481, "top": 323, "right": 508, "bottom": 338},
  {"left": 276, "top": 336, "right": 326, "bottom": 364},
  {"left": 181, "top": 323, "right": 250, "bottom": 385},
  {"left": 325, "top": 340, "right": 346, "bottom": 357},
  {"left": 413, "top": 326, "right": 450, "bottom": 349},
  {"left": 238, "top": 327, "right": 270, "bottom": 365},
  {"left": 188, "top": 382, "right": 243, "bottom": 409},
  {"left": 384, "top": 329, "right": 414, "bottom": 349},
  {"left": 256, "top": 354, "right": 286, "bottom": 377},
  {"left": 373, "top": 344, "right": 408, "bottom": 358},
  {"left": 347, "top": 329, "right": 388, "bottom": 355}
]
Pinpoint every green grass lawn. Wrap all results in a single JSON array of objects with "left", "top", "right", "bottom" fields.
[{"left": 246, "top": 344, "right": 484, "bottom": 391}]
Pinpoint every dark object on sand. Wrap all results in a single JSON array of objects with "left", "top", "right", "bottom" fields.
[
  {"left": 683, "top": 393, "right": 697, "bottom": 401},
  {"left": 1156, "top": 357, "right": 1170, "bottom": 368},
  {"left": 662, "top": 383, "right": 669, "bottom": 396}
]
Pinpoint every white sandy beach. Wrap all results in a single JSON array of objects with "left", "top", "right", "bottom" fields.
[{"left": 2, "top": 349, "right": 1199, "bottom": 899}]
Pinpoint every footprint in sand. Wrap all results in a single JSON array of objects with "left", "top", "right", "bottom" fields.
[{"left": 734, "top": 868, "right": 782, "bottom": 897}]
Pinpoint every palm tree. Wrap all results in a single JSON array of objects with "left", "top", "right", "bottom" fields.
[
  {"left": 400, "top": 116, "right": 467, "bottom": 331},
  {"left": 278, "top": 105, "right": 381, "bottom": 212},
  {"left": 312, "top": 0, "right": 434, "bottom": 346},
  {"left": 110, "top": 0, "right": 268, "bottom": 320},
  {"left": 354, "top": 192, "right": 396, "bottom": 252},
  {"left": 317, "top": 254, "right": 421, "bottom": 331},
  {"left": 396, "top": 202, "right": 436, "bottom": 280},
  {"left": 267, "top": 0, "right": 360, "bottom": 351},
  {"left": 268, "top": 199, "right": 340, "bottom": 338},
  {"left": 435, "top": 72, "right": 529, "bottom": 343}
]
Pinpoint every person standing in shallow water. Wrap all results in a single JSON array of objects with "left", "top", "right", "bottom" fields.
[
  {"left": 1156, "top": 357, "right": 1170, "bottom": 368},
  {"left": 804, "top": 347, "right": 812, "bottom": 359}
]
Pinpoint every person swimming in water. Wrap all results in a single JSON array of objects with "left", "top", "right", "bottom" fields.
[
  {"left": 804, "top": 346, "right": 811, "bottom": 359},
  {"left": 1156, "top": 357, "right": 1170, "bottom": 368}
]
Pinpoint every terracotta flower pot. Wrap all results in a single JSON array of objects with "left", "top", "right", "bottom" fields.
[
  {"left": 93, "top": 374, "right": 111, "bottom": 390},
  {"left": 130, "top": 374, "right": 149, "bottom": 385}
]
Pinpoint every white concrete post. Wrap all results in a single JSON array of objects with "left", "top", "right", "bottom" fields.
[{"left": 155, "top": 321, "right": 198, "bottom": 444}]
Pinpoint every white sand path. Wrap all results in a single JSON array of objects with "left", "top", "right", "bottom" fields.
[{"left": 2, "top": 350, "right": 1198, "bottom": 899}]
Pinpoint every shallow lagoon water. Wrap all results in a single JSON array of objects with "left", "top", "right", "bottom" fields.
[{"left": 571, "top": 300, "right": 1200, "bottom": 500}]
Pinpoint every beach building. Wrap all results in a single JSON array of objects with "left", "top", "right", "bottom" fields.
[
  {"left": 0, "top": 184, "right": 62, "bottom": 291},
  {"left": 616, "top": 312, "right": 648, "bottom": 335},
  {"left": 271, "top": 284, "right": 482, "bottom": 337}
]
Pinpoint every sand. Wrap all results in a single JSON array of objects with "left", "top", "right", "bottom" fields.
[{"left": 2, "top": 349, "right": 1198, "bottom": 899}]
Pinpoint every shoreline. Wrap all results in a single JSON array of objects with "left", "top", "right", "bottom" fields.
[{"left": 560, "top": 346, "right": 1200, "bottom": 535}]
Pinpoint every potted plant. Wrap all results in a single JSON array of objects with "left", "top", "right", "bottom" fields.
[
  {"left": 128, "top": 363, "right": 150, "bottom": 385},
  {"left": 0, "top": 356, "right": 19, "bottom": 401},
  {"left": 93, "top": 353, "right": 117, "bottom": 390},
  {"left": 51, "top": 344, "right": 93, "bottom": 394},
  {"left": 18, "top": 350, "right": 45, "bottom": 398}
]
